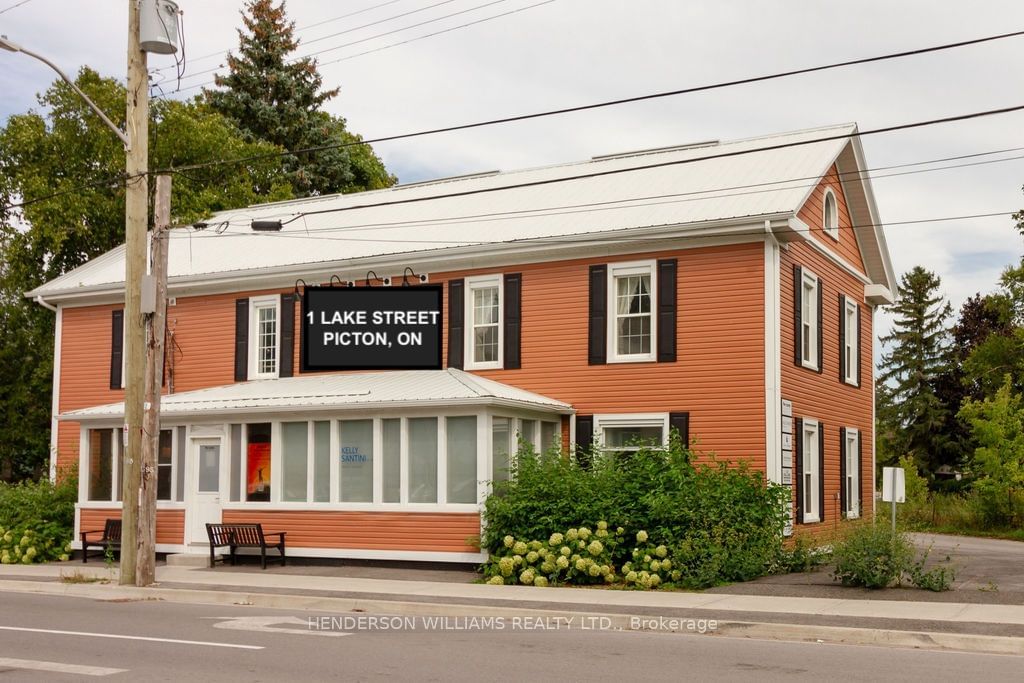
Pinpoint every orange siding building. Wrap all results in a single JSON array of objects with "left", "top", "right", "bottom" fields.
[{"left": 33, "top": 124, "right": 896, "bottom": 561}]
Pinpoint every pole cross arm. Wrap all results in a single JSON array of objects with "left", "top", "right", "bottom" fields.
[{"left": 0, "top": 35, "right": 131, "bottom": 150}]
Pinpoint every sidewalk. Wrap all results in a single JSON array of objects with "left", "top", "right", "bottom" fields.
[{"left": 1, "top": 560, "right": 1023, "bottom": 654}]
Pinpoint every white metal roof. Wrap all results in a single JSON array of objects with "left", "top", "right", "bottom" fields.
[
  {"left": 30, "top": 122, "right": 894, "bottom": 299},
  {"left": 58, "top": 368, "right": 572, "bottom": 420}
]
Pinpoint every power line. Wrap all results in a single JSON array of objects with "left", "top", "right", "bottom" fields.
[
  {"left": 169, "top": 211, "right": 1018, "bottom": 246},
  {"left": 0, "top": 0, "right": 36, "bottom": 16},
  {"left": 9, "top": 106, "right": 1024, "bottom": 215},
  {"left": 167, "top": 0, "right": 521, "bottom": 91},
  {"left": 150, "top": 0, "right": 408, "bottom": 74},
  {"left": 155, "top": 28, "right": 1024, "bottom": 169},
  {"left": 196, "top": 105, "right": 1024, "bottom": 221},
  {"left": 183, "top": 147, "right": 1024, "bottom": 235},
  {"left": 317, "top": 0, "right": 557, "bottom": 67}
]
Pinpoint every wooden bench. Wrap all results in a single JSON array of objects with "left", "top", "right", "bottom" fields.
[
  {"left": 205, "top": 523, "right": 286, "bottom": 570},
  {"left": 80, "top": 519, "right": 121, "bottom": 563}
]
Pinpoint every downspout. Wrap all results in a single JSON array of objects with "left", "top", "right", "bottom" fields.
[{"left": 35, "top": 295, "right": 58, "bottom": 312}]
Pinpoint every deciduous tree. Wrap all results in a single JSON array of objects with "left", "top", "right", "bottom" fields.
[{"left": 0, "top": 68, "right": 291, "bottom": 479}]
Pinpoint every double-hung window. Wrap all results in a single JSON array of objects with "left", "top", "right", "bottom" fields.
[
  {"left": 465, "top": 275, "right": 502, "bottom": 369},
  {"left": 608, "top": 261, "right": 656, "bottom": 363},
  {"left": 249, "top": 296, "right": 280, "bottom": 379},
  {"left": 842, "top": 296, "right": 859, "bottom": 385},
  {"left": 801, "top": 419, "right": 821, "bottom": 523},
  {"left": 800, "top": 270, "right": 819, "bottom": 370}
]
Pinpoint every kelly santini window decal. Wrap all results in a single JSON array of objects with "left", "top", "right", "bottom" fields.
[{"left": 302, "top": 286, "right": 443, "bottom": 371}]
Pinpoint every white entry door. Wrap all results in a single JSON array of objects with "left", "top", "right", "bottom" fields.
[{"left": 186, "top": 438, "right": 223, "bottom": 545}]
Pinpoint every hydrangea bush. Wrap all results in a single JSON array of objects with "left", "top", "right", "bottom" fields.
[
  {"left": 0, "top": 526, "right": 72, "bottom": 564},
  {"left": 621, "top": 532, "right": 678, "bottom": 589},
  {"left": 483, "top": 522, "right": 623, "bottom": 586},
  {"left": 0, "top": 475, "right": 77, "bottom": 565}
]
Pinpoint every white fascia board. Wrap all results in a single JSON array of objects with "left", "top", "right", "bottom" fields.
[
  {"left": 849, "top": 133, "right": 897, "bottom": 292},
  {"left": 32, "top": 215, "right": 789, "bottom": 306}
]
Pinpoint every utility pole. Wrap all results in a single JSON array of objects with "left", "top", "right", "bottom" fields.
[
  {"left": 120, "top": 0, "right": 150, "bottom": 586},
  {"left": 138, "top": 175, "right": 170, "bottom": 587}
]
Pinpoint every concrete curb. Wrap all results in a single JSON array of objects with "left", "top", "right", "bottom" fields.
[{"left": 2, "top": 579, "right": 1022, "bottom": 656}]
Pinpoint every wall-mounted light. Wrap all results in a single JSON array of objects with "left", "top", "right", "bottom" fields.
[
  {"left": 365, "top": 270, "right": 391, "bottom": 287},
  {"left": 401, "top": 267, "right": 429, "bottom": 287}
]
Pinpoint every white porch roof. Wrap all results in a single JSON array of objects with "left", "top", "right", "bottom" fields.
[{"left": 59, "top": 369, "right": 572, "bottom": 421}]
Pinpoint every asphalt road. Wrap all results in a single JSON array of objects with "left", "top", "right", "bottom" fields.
[{"left": 0, "top": 592, "right": 1021, "bottom": 681}]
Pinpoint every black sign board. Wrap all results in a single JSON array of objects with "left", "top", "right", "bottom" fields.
[{"left": 301, "top": 286, "right": 443, "bottom": 371}]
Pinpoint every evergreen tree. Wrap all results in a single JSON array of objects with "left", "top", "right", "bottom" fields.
[
  {"left": 877, "top": 266, "right": 955, "bottom": 474},
  {"left": 205, "top": 0, "right": 395, "bottom": 197}
]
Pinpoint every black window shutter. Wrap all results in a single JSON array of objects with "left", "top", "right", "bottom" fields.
[
  {"left": 575, "top": 415, "right": 594, "bottom": 467},
  {"left": 839, "top": 426, "right": 848, "bottom": 516},
  {"left": 234, "top": 298, "right": 249, "bottom": 382},
  {"left": 857, "top": 304, "right": 863, "bottom": 388},
  {"left": 816, "top": 278, "right": 824, "bottom": 374},
  {"left": 669, "top": 411, "right": 690, "bottom": 449},
  {"left": 818, "top": 423, "right": 826, "bottom": 521},
  {"left": 109, "top": 309, "right": 124, "bottom": 390},
  {"left": 793, "top": 265, "right": 803, "bottom": 367},
  {"left": 838, "top": 294, "right": 847, "bottom": 383},
  {"left": 588, "top": 265, "right": 607, "bottom": 365},
  {"left": 657, "top": 258, "right": 677, "bottom": 362},
  {"left": 447, "top": 279, "right": 464, "bottom": 369},
  {"left": 503, "top": 273, "right": 522, "bottom": 369},
  {"left": 794, "top": 417, "right": 804, "bottom": 524},
  {"left": 279, "top": 294, "right": 295, "bottom": 378}
]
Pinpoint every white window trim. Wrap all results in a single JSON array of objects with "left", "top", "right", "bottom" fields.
[
  {"left": 800, "top": 269, "right": 819, "bottom": 371},
  {"left": 513, "top": 417, "right": 561, "bottom": 454},
  {"left": 607, "top": 260, "right": 657, "bottom": 364},
  {"left": 822, "top": 188, "right": 839, "bottom": 241},
  {"left": 594, "top": 413, "right": 669, "bottom": 452},
  {"left": 802, "top": 418, "right": 821, "bottom": 524},
  {"left": 248, "top": 295, "right": 280, "bottom": 380},
  {"left": 464, "top": 274, "right": 503, "bottom": 370},
  {"left": 843, "top": 296, "right": 859, "bottom": 386},
  {"left": 845, "top": 427, "right": 860, "bottom": 519}
]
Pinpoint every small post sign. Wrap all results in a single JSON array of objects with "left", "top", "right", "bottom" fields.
[
  {"left": 881, "top": 466, "right": 906, "bottom": 531},
  {"left": 302, "top": 286, "right": 443, "bottom": 371}
]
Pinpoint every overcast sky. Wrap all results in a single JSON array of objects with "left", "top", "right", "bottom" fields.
[{"left": 2, "top": 0, "right": 1023, "bottom": 340}]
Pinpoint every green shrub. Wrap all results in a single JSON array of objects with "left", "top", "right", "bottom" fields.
[
  {"left": 481, "top": 434, "right": 789, "bottom": 588},
  {"left": 769, "top": 535, "right": 831, "bottom": 574},
  {"left": 832, "top": 524, "right": 913, "bottom": 588},
  {"left": 908, "top": 544, "right": 957, "bottom": 592},
  {"left": 0, "top": 476, "right": 77, "bottom": 564},
  {"left": 831, "top": 524, "right": 956, "bottom": 590}
]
